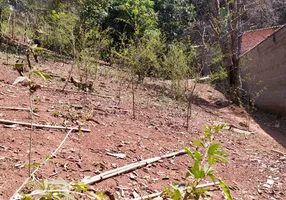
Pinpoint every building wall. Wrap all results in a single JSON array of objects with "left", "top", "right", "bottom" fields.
[{"left": 241, "top": 25, "right": 286, "bottom": 115}]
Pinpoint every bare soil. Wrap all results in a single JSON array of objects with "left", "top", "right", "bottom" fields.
[{"left": 0, "top": 53, "right": 285, "bottom": 200}]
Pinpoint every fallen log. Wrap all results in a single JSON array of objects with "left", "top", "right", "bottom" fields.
[
  {"left": 131, "top": 182, "right": 220, "bottom": 200},
  {"left": 82, "top": 150, "right": 186, "bottom": 184},
  {"left": 0, "top": 119, "right": 91, "bottom": 132}
]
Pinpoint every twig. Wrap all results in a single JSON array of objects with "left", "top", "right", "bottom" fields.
[
  {"left": 0, "top": 106, "right": 39, "bottom": 117},
  {"left": 271, "top": 149, "right": 285, "bottom": 155},
  {"left": 62, "top": 62, "right": 73, "bottom": 92},
  {"left": 131, "top": 182, "right": 220, "bottom": 200},
  {"left": 82, "top": 150, "right": 186, "bottom": 184},
  {"left": 0, "top": 119, "right": 91, "bottom": 132},
  {"left": 10, "top": 128, "right": 75, "bottom": 200},
  {"left": 0, "top": 106, "right": 30, "bottom": 111}
]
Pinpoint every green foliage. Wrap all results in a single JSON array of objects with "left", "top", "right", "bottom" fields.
[
  {"left": 79, "top": 0, "right": 110, "bottom": 28},
  {"left": 21, "top": 180, "right": 105, "bottom": 200},
  {"left": 112, "top": 32, "right": 163, "bottom": 82},
  {"left": 154, "top": 0, "right": 196, "bottom": 41},
  {"left": 21, "top": 180, "right": 99, "bottom": 200},
  {"left": 28, "top": 3, "right": 78, "bottom": 55},
  {"left": 105, "top": 0, "right": 158, "bottom": 42},
  {"left": 163, "top": 124, "right": 233, "bottom": 200},
  {"left": 162, "top": 39, "right": 196, "bottom": 100}
]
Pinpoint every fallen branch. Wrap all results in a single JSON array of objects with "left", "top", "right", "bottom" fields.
[
  {"left": 0, "top": 119, "right": 91, "bottom": 132},
  {"left": 10, "top": 128, "right": 75, "bottom": 200},
  {"left": 271, "top": 149, "right": 285, "bottom": 155},
  {"left": 0, "top": 107, "right": 39, "bottom": 117},
  {"left": 131, "top": 182, "right": 220, "bottom": 200},
  {"left": 225, "top": 125, "right": 253, "bottom": 135},
  {"left": 0, "top": 106, "right": 30, "bottom": 111},
  {"left": 82, "top": 150, "right": 186, "bottom": 184}
]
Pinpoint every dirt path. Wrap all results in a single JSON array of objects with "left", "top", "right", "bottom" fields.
[{"left": 0, "top": 56, "right": 285, "bottom": 200}]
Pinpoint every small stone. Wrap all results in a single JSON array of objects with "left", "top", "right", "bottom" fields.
[
  {"left": 130, "top": 174, "right": 137, "bottom": 180},
  {"left": 279, "top": 156, "right": 286, "bottom": 161},
  {"left": 262, "top": 184, "right": 271, "bottom": 188},
  {"left": 267, "top": 179, "right": 274, "bottom": 185}
]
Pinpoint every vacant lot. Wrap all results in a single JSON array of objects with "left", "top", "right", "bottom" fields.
[{"left": 0, "top": 54, "right": 285, "bottom": 200}]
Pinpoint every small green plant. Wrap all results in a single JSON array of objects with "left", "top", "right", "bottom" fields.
[
  {"left": 51, "top": 111, "right": 61, "bottom": 117},
  {"left": 163, "top": 124, "right": 233, "bottom": 200},
  {"left": 21, "top": 180, "right": 105, "bottom": 200}
]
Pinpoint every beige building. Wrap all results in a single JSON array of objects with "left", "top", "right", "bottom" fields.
[{"left": 241, "top": 25, "right": 286, "bottom": 115}]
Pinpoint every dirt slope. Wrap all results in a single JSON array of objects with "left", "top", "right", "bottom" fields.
[{"left": 0, "top": 54, "right": 285, "bottom": 200}]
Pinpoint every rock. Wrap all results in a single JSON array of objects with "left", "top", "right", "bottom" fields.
[
  {"left": 267, "top": 179, "right": 274, "bottom": 185},
  {"left": 130, "top": 173, "right": 137, "bottom": 180},
  {"left": 262, "top": 184, "right": 271, "bottom": 189},
  {"left": 279, "top": 156, "right": 286, "bottom": 161}
]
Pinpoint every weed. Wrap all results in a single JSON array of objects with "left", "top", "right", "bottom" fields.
[{"left": 163, "top": 124, "right": 233, "bottom": 200}]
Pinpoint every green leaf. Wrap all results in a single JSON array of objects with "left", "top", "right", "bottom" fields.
[
  {"left": 15, "top": 63, "right": 24, "bottom": 70},
  {"left": 213, "top": 155, "right": 230, "bottom": 164},
  {"left": 71, "top": 182, "right": 89, "bottom": 192},
  {"left": 191, "top": 161, "right": 201, "bottom": 179},
  {"left": 58, "top": 192, "right": 76, "bottom": 200},
  {"left": 183, "top": 146, "right": 195, "bottom": 159},
  {"left": 208, "top": 172, "right": 216, "bottom": 183},
  {"left": 192, "top": 139, "right": 203, "bottom": 147},
  {"left": 204, "top": 125, "right": 211, "bottom": 138},
  {"left": 194, "top": 150, "right": 202, "bottom": 161},
  {"left": 195, "top": 188, "right": 208, "bottom": 195},
  {"left": 172, "top": 189, "right": 181, "bottom": 200},
  {"left": 21, "top": 194, "right": 33, "bottom": 200},
  {"left": 31, "top": 69, "right": 51, "bottom": 80},
  {"left": 214, "top": 124, "right": 225, "bottom": 132},
  {"left": 33, "top": 46, "right": 46, "bottom": 51},
  {"left": 219, "top": 180, "right": 233, "bottom": 200},
  {"left": 208, "top": 143, "right": 220, "bottom": 156}
]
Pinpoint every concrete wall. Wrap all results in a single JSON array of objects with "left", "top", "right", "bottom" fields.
[{"left": 241, "top": 25, "right": 286, "bottom": 115}]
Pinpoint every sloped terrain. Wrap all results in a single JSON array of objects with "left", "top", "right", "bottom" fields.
[{"left": 0, "top": 53, "right": 285, "bottom": 200}]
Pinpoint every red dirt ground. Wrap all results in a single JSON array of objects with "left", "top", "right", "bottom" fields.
[{"left": 0, "top": 53, "right": 285, "bottom": 200}]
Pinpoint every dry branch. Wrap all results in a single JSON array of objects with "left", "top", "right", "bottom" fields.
[
  {"left": 131, "top": 182, "right": 220, "bottom": 200},
  {"left": 0, "top": 106, "right": 30, "bottom": 111},
  {"left": 82, "top": 150, "right": 186, "bottom": 184},
  {"left": 0, "top": 119, "right": 91, "bottom": 132}
]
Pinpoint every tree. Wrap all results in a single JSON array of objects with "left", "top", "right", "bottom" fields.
[
  {"left": 209, "top": 0, "right": 244, "bottom": 103},
  {"left": 154, "top": 0, "right": 196, "bottom": 41},
  {"left": 103, "top": 0, "right": 158, "bottom": 42}
]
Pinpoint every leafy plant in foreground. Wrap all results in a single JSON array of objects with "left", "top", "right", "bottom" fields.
[
  {"left": 21, "top": 180, "right": 105, "bottom": 200},
  {"left": 163, "top": 124, "right": 233, "bottom": 200}
]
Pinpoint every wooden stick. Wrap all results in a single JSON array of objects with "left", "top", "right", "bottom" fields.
[
  {"left": 131, "top": 182, "right": 220, "bottom": 200},
  {"left": 0, "top": 106, "right": 31, "bottom": 111},
  {"left": 0, "top": 119, "right": 91, "bottom": 132},
  {"left": 82, "top": 150, "right": 186, "bottom": 184}
]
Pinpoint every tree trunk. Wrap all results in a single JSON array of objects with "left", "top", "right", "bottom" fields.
[{"left": 211, "top": 0, "right": 243, "bottom": 104}]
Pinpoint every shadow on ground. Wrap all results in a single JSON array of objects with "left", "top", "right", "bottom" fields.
[{"left": 250, "top": 110, "right": 286, "bottom": 149}]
